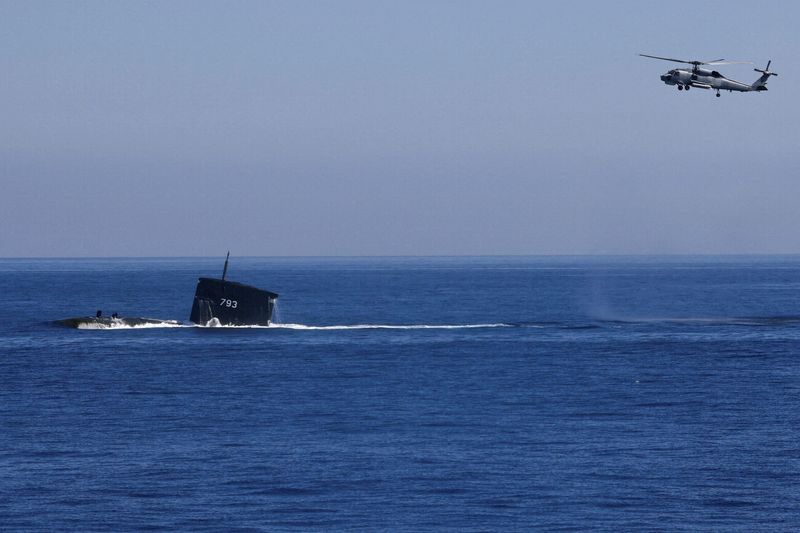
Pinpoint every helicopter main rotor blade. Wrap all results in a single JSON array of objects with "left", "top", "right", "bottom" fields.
[
  {"left": 639, "top": 53, "right": 700, "bottom": 65},
  {"left": 704, "top": 60, "right": 753, "bottom": 66},
  {"left": 640, "top": 54, "right": 753, "bottom": 68}
]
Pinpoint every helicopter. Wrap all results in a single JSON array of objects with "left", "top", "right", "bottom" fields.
[{"left": 640, "top": 54, "right": 777, "bottom": 97}]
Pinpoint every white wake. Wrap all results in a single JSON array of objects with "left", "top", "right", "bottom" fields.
[
  {"left": 76, "top": 320, "right": 512, "bottom": 331},
  {"left": 266, "top": 323, "right": 513, "bottom": 330}
]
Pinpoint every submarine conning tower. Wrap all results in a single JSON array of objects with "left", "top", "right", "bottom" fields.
[{"left": 189, "top": 253, "right": 279, "bottom": 326}]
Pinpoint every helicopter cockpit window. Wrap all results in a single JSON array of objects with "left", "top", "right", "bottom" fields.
[{"left": 711, "top": 71, "right": 721, "bottom": 78}]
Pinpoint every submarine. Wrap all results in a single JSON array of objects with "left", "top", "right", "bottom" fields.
[
  {"left": 58, "top": 253, "right": 278, "bottom": 328},
  {"left": 189, "top": 252, "right": 279, "bottom": 326}
]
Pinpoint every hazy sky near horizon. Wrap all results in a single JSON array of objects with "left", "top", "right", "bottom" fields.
[{"left": 2, "top": 0, "right": 799, "bottom": 257}]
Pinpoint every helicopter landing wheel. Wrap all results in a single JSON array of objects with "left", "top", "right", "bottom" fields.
[
  {"left": 716, "top": 92, "right": 720, "bottom": 97},
  {"left": 678, "top": 85, "right": 683, "bottom": 91},
  {"left": 685, "top": 85, "right": 690, "bottom": 90}
]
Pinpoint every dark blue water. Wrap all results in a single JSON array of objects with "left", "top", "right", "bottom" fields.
[{"left": 2, "top": 256, "right": 800, "bottom": 531}]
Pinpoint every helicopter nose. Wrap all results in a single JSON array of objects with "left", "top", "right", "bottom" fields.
[{"left": 660, "top": 74, "right": 671, "bottom": 82}]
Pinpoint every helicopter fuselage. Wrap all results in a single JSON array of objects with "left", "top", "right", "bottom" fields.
[{"left": 660, "top": 67, "right": 762, "bottom": 93}]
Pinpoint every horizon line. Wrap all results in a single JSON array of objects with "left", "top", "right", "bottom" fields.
[{"left": 3, "top": 252, "right": 800, "bottom": 260}]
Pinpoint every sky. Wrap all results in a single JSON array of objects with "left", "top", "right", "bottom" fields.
[{"left": 1, "top": 0, "right": 799, "bottom": 257}]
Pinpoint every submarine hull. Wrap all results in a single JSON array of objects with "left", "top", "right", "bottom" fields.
[
  {"left": 57, "top": 317, "right": 180, "bottom": 328},
  {"left": 189, "top": 277, "right": 278, "bottom": 326}
]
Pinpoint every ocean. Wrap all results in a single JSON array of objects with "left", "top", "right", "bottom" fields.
[{"left": 1, "top": 256, "right": 799, "bottom": 531}]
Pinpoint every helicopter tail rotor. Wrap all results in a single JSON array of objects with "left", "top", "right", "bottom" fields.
[
  {"left": 754, "top": 60, "right": 777, "bottom": 77},
  {"left": 751, "top": 60, "right": 777, "bottom": 91}
]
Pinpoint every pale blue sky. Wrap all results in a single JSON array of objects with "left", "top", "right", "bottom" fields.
[{"left": 2, "top": 1, "right": 799, "bottom": 256}]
